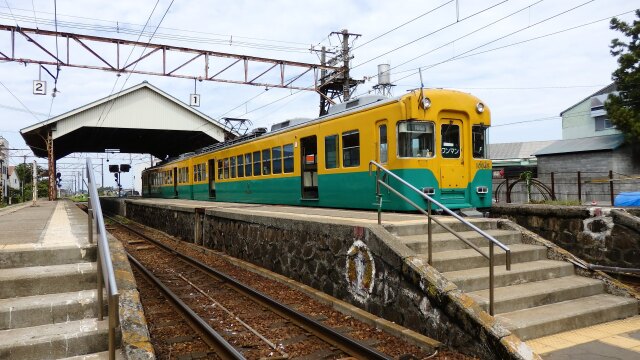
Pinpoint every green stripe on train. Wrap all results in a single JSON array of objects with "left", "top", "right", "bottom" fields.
[{"left": 179, "top": 168, "right": 491, "bottom": 210}]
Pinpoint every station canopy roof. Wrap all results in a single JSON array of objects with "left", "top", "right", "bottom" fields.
[{"left": 21, "top": 82, "right": 228, "bottom": 160}]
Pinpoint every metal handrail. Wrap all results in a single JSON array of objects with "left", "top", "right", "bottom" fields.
[
  {"left": 86, "top": 158, "right": 120, "bottom": 360},
  {"left": 368, "top": 160, "right": 511, "bottom": 315}
]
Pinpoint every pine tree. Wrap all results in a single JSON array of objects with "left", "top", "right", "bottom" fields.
[{"left": 605, "top": 10, "right": 640, "bottom": 142}]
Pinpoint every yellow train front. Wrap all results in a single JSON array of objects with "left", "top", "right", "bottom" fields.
[{"left": 142, "top": 89, "right": 492, "bottom": 211}]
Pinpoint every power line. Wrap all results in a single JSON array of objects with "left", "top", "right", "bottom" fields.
[
  {"left": 99, "top": 0, "right": 176, "bottom": 128},
  {"left": 353, "top": 0, "right": 603, "bottom": 98},
  {"left": 352, "top": 0, "right": 454, "bottom": 51},
  {"left": 352, "top": 0, "right": 510, "bottom": 70},
  {"left": 30, "top": 0, "right": 37, "bottom": 28},
  {"left": 3, "top": 0, "right": 16, "bottom": 25},
  {"left": 491, "top": 116, "right": 559, "bottom": 127},
  {"left": 368, "top": 0, "right": 544, "bottom": 80},
  {"left": 446, "top": 9, "right": 637, "bottom": 62},
  {"left": 94, "top": 0, "right": 162, "bottom": 128},
  {"left": 0, "top": 80, "right": 42, "bottom": 122},
  {"left": 0, "top": 6, "right": 312, "bottom": 52}
]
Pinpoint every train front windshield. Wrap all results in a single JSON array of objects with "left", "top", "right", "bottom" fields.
[{"left": 397, "top": 121, "right": 434, "bottom": 158}]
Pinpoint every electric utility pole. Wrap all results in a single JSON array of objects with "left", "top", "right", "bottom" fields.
[{"left": 318, "top": 29, "right": 364, "bottom": 116}]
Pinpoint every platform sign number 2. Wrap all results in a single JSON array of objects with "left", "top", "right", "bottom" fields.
[
  {"left": 33, "top": 80, "right": 46, "bottom": 95},
  {"left": 190, "top": 94, "right": 200, "bottom": 107}
]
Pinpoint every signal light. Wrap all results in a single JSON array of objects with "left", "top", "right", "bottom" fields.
[
  {"left": 120, "top": 164, "right": 131, "bottom": 172},
  {"left": 109, "top": 165, "right": 119, "bottom": 173}
]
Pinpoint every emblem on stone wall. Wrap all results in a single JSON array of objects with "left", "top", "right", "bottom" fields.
[{"left": 345, "top": 240, "right": 376, "bottom": 303}]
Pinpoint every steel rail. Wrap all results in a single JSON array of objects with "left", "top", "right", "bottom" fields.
[
  {"left": 85, "top": 158, "right": 119, "bottom": 360},
  {"left": 369, "top": 160, "right": 511, "bottom": 315},
  {"left": 127, "top": 254, "right": 245, "bottom": 360},
  {"left": 108, "top": 216, "right": 392, "bottom": 360}
]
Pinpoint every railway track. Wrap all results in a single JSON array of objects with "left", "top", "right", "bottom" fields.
[{"left": 107, "top": 215, "right": 397, "bottom": 360}]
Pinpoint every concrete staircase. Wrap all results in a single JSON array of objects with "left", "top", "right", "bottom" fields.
[
  {"left": 387, "top": 219, "right": 639, "bottom": 340},
  {"left": 0, "top": 244, "right": 115, "bottom": 359}
]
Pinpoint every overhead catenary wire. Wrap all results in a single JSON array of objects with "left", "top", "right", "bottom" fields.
[
  {"left": 352, "top": 0, "right": 455, "bottom": 51},
  {"left": 387, "top": 0, "right": 598, "bottom": 85},
  {"left": 0, "top": 6, "right": 313, "bottom": 53},
  {"left": 30, "top": 0, "right": 37, "bottom": 28},
  {"left": 352, "top": 0, "right": 511, "bottom": 70},
  {"left": 98, "top": 0, "right": 176, "bottom": 129},
  {"left": 0, "top": 79, "right": 42, "bottom": 122},
  {"left": 3, "top": 0, "right": 17, "bottom": 25},
  {"left": 362, "top": 0, "right": 545, "bottom": 79},
  {"left": 350, "top": 0, "right": 611, "bottom": 100},
  {"left": 94, "top": 0, "right": 162, "bottom": 129}
]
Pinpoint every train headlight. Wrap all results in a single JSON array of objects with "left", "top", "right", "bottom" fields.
[
  {"left": 421, "top": 97, "right": 432, "bottom": 110},
  {"left": 476, "top": 102, "right": 485, "bottom": 114},
  {"left": 476, "top": 186, "right": 488, "bottom": 194}
]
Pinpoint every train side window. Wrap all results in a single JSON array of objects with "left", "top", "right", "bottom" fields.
[
  {"left": 325, "top": 135, "right": 339, "bottom": 169},
  {"left": 379, "top": 124, "right": 388, "bottom": 164},
  {"left": 262, "top": 149, "right": 271, "bottom": 175},
  {"left": 230, "top": 157, "right": 236, "bottom": 178},
  {"left": 253, "top": 151, "right": 261, "bottom": 176},
  {"left": 283, "top": 144, "right": 294, "bottom": 173},
  {"left": 342, "top": 130, "right": 360, "bottom": 167},
  {"left": 272, "top": 146, "right": 282, "bottom": 174},
  {"left": 223, "top": 158, "right": 229, "bottom": 179},
  {"left": 441, "top": 123, "right": 461, "bottom": 158},
  {"left": 245, "top": 153, "right": 252, "bottom": 176},
  {"left": 217, "top": 160, "right": 223, "bottom": 180},
  {"left": 397, "top": 121, "right": 434, "bottom": 158},
  {"left": 472, "top": 125, "right": 487, "bottom": 159},
  {"left": 237, "top": 155, "right": 244, "bottom": 177}
]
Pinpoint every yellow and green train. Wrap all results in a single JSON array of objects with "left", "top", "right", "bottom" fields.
[{"left": 141, "top": 89, "right": 493, "bottom": 211}]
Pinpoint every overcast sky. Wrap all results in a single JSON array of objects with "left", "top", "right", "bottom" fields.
[{"left": 0, "top": 0, "right": 637, "bottom": 191}]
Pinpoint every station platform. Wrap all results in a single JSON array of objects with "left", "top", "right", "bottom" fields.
[
  {"left": 0, "top": 200, "right": 124, "bottom": 359},
  {"left": 117, "top": 197, "right": 640, "bottom": 360}
]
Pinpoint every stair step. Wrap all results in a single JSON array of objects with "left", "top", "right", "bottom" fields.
[
  {"left": 468, "top": 276, "right": 604, "bottom": 314},
  {"left": 400, "top": 229, "right": 522, "bottom": 253},
  {"left": 0, "top": 245, "right": 96, "bottom": 269},
  {"left": 384, "top": 218, "right": 498, "bottom": 236},
  {"left": 0, "top": 318, "right": 110, "bottom": 360},
  {"left": 0, "top": 263, "right": 97, "bottom": 299},
  {"left": 429, "top": 244, "right": 547, "bottom": 272},
  {"left": 497, "top": 294, "right": 639, "bottom": 340},
  {"left": 0, "top": 290, "right": 101, "bottom": 330},
  {"left": 443, "top": 260, "right": 574, "bottom": 292}
]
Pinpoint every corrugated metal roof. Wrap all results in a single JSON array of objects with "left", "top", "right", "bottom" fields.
[
  {"left": 489, "top": 140, "right": 556, "bottom": 160},
  {"left": 534, "top": 134, "right": 625, "bottom": 156}
]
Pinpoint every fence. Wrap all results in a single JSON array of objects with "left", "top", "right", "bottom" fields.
[{"left": 493, "top": 170, "right": 640, "bottom": 205}]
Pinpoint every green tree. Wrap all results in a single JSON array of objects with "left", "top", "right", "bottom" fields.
[
  {"left": 12, "top": 163, "right": 49, "bottom": 202},
  {"left": 605, "top": 10, "right": 640, "bottom": 142}
]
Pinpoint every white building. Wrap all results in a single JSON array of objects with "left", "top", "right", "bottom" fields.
[{"left": 560, "top": 83, "right": 620, "bottom": 140}]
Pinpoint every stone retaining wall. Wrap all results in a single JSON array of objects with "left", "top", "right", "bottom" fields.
[
  {"left": 104, "top": 198, "right": 535, "bottom": 360},
  {"left": 491, "top": 204, "right": 640, "bottom": 268}
]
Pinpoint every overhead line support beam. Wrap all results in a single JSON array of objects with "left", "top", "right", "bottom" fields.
[{"left": 0, "top": 24, "right": 339, "bottom": 91}]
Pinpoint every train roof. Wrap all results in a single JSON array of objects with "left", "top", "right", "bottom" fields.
[{"left": 145, "top": 88, "right": 479, "bottom": 171}]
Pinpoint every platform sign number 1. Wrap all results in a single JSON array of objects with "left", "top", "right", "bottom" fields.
[
  {"left": 190, "top": 94, "right": 200, "bottom": 107},
  {"left": 33, "top": 80, "right": 46, "bottom": 95}
]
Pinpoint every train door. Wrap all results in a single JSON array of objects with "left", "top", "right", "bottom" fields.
[
  {"left": 208, "top": 159, "right": 216, "bottom": 199},
  {"left": 377, "top": 121, "right": 388, "bottom": 164},
  {"left": 172, "top": 167, "right": 178, "bottom": 198},
  {"left": 300, "top": 136, "right": 318, "bottom": 199},
  {"left": 439, "top": 119, "right": 467, "bottom": 188}
]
